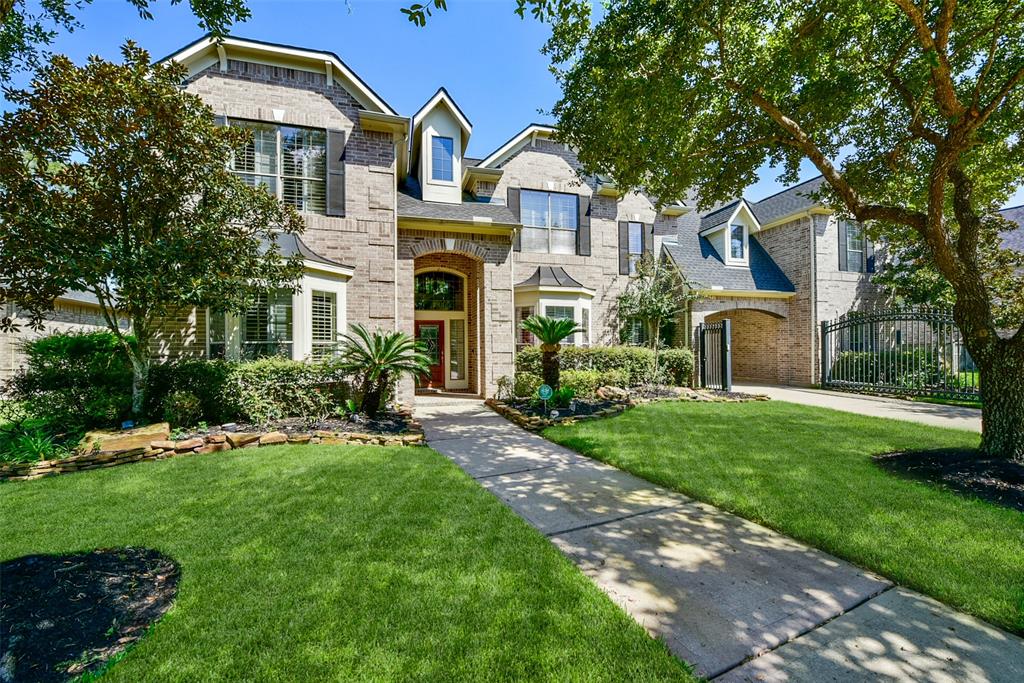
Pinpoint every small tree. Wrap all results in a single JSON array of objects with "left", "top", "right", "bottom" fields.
[
  {"left": 335, "top": 324, "right": 432, "bottom": 417},
  {"left": 520, "top": 315, "right": 581, "bottom": 389},
  {"left": 0, "top": 43, "right": 305, "bottom": 417},
  {"left": 617, "top": 254, "right": 698, "bottom": 383}
]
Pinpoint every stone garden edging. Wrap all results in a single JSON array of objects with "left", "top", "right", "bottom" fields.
[
  {"left": 484, "top": 398, "right": 632, "bottom": 431},
  {"left": 1, "top": 418, "right": 425, "bottom": 483}
]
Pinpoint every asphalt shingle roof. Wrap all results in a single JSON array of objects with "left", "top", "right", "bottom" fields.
[
  {"left": 699, "top": 199, "right": 742, "bottom": 231},
  {"left": 1000, "top": 205, "right": 1024, "bottom": 252},
  {"left": 263, "top": 233, "right": 353, "bottom": 270},
  {"left": 663, "top": 212, "right": 795, "bottom": 293},
  {"left": 751, "top": 176, "right": 826, "bottom": 226},
  {"left": 398, "top": 177, "right": 518, "bottom": 225},
  {"left": 515, "top": 266, "right": 588, "bottom": 290}
]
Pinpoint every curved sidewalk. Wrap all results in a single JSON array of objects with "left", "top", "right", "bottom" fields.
[
  {"left": 416, "top": 396, "right": 1022, "bottom": 682},
  {"left": 736, "top": 383, "right": 982, "bottom": 432}
]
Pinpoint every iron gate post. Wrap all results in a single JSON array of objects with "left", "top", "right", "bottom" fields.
[{"left": 721, "top": 319, "right": 732, "bottom": 392}]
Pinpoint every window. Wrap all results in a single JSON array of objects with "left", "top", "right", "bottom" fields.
[
  {"left": 520, "top": 190, "right": 579, "bottom": 254},
  {"left": 845, "top": 221, "right": 865, "bottom": 272},
  {"left": 229, "top": 120, "right": 326, "bottom": 214},
  {"left": 208, "top": 309, "right": 227, "bottom": 359},
  {"left": 622, "top": 317, "right": 648, "bottom": 346},
  {"left": 516, "top": 306, "right": 536, "bottom": 349},
  {"left": 627, "top": 222, "right": 644, "bottom": 274},
  {"left": 580, "top": 307, "right": 590, "bottom": 347},
  {"left": 415, "top": 272, "right": 464, "bottom": 311},
  {"left": 241, "top": 290, "right": 293, "bottom": 359},
  {"left": 449, "top": 319, "right": 465, "bottom": 381},
  {"left": 431, "top": 136, "right": 454, "bottom": 182},
  {"left": 310, "top": 291, "right": 337, "bottom": 360},
  {"left": 730, "top": 224, "right": 746, "bottom": 261},
  {"left": 545, "top": 305, "right": 576, "bottom": 346}
]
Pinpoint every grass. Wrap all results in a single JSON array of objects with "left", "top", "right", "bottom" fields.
[
  {"left": 545, "top": 400, "right": 1024, "bottom": 635},
  {"left": 912, "top": 395, "right": 983, "bottom": 408},
  {"left": 0, "top": 444, "right": 692, "bottom": 682}
]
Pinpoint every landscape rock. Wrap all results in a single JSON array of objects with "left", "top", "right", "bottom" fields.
[
  {"left": 173, "top": 438, "right": 204, "bottom": 452},
  {"left": 258, "top": 431, "right": 288, "bottom": 446},
  {"left": 196, "top": 443, "right": 231, "bottom": 454},
  {"left": 226, "top": 432, "right": 261, "bottom": 448},
  {"left": 79, "top": 423, "right": 171, "bottom": 455}
]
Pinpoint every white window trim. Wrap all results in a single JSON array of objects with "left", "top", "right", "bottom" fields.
[
  {"left": 430, "top": 134, "right": 456, "bottom": 185},
  {"left": 520, "top": 189, "right": 580, "bottom": 255},
  {"left": 514, "top": 290, "right": 592, "bottom": 348},
  {"left": 726, "top": 223, "right": 749, "bottom": 267}
]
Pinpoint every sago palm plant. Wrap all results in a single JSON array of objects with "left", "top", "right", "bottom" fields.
[
  {"left": 335, "top": 324, "right": 431, "bottom": 416},
  {"left": 520, "top": 315, "right": 581, "bottom": 390}
]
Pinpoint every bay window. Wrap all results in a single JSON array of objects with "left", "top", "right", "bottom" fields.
[{"left": 310, "top": 291, "right": 338, "bottom": 360}]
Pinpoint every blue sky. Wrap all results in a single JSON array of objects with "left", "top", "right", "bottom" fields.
[{"left": 10, "top": 0, "right": 1024, "bottom": 207}]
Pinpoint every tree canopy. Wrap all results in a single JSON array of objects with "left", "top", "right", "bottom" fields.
[{"left": 547, "top": 0, "right": 1024, "bottom": 458}]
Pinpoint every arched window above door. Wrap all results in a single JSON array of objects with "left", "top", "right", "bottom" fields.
[{"left": 415, "top": 271, "right": 465, "bottom": 311}]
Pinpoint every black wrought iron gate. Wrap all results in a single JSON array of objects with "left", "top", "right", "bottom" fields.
[
  {"left": 820, "top": 307, "right": 980, "bottom": 399},
  {"left": 697, "top": 319, "right": 732, "bottom": 392}
]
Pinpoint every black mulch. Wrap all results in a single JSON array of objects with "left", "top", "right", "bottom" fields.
[
  {"left": 0, "top": 548, "right": 179, "bottom": 683},
  {"left": 507, "top": 397, "right": 621, "bottom": 418},
  {"left": 875, "top": 449, "right": 1024, "bottom": 512}
]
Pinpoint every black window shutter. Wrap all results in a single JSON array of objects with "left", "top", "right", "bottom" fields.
[
  {"left": 326, "top": 129, "right": 346, "bottom": 217},
  {"left": 865, "top": 238, "right": 876, "bottom": 273},
  {"left": 508, "top": 187, "right": 521, "bottom": 251},
  {"left": 838, "top": 220, "right": 849, "bottom": 271},
  {"left": 576, "top": 195, "right": 591, "bottom": 256},
  {"left": 618, "top": 221, "right": 629, "bottom": 275},
  {"left": 643, "top": 223, "right": 654, "bottom": 255}
]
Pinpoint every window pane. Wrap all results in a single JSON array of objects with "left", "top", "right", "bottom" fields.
[
  {"left": 449, "top": 319, "right": 465, "bottom": 381},
  {"left": 311, "top": 291, "right": 337, "bottom": 360},
  {"left": 236, "top": 173, "right": 278, "bottom": 196},
  {"left": 550, "top": 228, "right": 576, "bottom": 255},
  {"left": 431, "top": 136, "right": 454, "bottom": 182},
  {"left": 549, "top": 193, "right": 578, "bottom": 229},
  {"left": 520, "top": 227, "right": 549, "bottom": 253},
  {"left": 241, "top": 290, "right": 292, "bottom": 359},
  {"left": 846, "top": 222, "right": 865, "bottom": 251},
  {"left": 730, "top": 225, "right": 745, "bottom": 259},
  {"left": 231, "top": 122, "right": 278, "bottom": 175},
  {"left": 415, "top": 272, "right": 464, "bottom": 311},
  {"left": 520, "top": 190, "right": 549, "bottom": 228},
  {"left": 628, "top": 222, "right": 643, "bottom": 255},
  {"left": 545, "top": 305, "right": 575, "bottom": 346},
  {"left": 580, "top": 308, "right": 590, "bottom": 347},
  {"left": 281, "top": 127, "right": 326, "bottom": 179},
  {"left": 282, "top": 178, "right": 326, "bottom": 213}
]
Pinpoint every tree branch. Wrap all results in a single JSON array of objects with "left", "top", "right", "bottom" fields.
[{"left": 888, "top": 0, "right": 965, "bottom": 119}]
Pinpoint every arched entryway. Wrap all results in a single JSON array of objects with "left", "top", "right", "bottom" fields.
[
  {"left": 413, "top": 252, "right": 483, "bottom": 395},
  {"left": 705, "top": 308, "right": 786, "bottom": 383}
]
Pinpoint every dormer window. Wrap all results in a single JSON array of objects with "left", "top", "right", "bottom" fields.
[
  {"left": 730, "top": 224, "right": 746, "bottom": 261},
  {"left": 431, "top": 135, "right": 454, "bottom": 182}
]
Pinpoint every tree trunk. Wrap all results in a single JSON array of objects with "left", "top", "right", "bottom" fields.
[
  {"left": 128, "top": 348, "right": 150, "bottom": 420},
  {"left": 649, "top": 317, "right": 661, "bottom": 385},
  {"left": 977, "top": 343, "right": 1024, "bottom": 461},
  {"left": 541, "top": 347, "right": 560, "bottom": 389}
]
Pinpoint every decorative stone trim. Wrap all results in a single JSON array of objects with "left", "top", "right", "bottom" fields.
[
  {"left": 484, "top": 398, "right": 632, "bottom": 431},
  {"left": 0, "top": 423, "right": 425, "bottom": 483}
]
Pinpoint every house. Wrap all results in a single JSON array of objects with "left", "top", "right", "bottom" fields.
[{"left": 0, "top": 34, "right": 925, "bottom": 393}]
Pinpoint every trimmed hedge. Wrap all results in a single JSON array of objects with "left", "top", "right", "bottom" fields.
[
  {"left": 829, "top": 348, "right": 955, "bottom": 390},
  {"left": 515, "top": 345, "right": 694, "bottom": 387}
]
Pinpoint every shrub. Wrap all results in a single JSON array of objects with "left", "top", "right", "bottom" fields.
[
  {"left": 660, "top": 348, "right": 695, "bottom": 386},
  {"left": 830, "top": 348, "right": 951, "bottom": 388},
  {"left": 513, "top": 371, "right": 542, "bottom": 398},
  {"left": 146, "top": 359, "right": 237, "bottom": 424},
  {"left": 0, "top": 424, "right": 69, "bottom": 463},
  {"left": 560, "top": 369, "right": 601, "bottom": 398},
  {"left": 227, "top": 357, "right": 349, "bottom": 425},
  {"left": 162, "top": 391, "right": 203, "bottom": 428},
  {"left": 517, "top": 345, "right": 661, "bottom": 386},
  {"left": 597, "top": 369, "right": 628, "bottom": 388},
  {"left": 3, "top": 331, "right": 133, "bottom": 432}
]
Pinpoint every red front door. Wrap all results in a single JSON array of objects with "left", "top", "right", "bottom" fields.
[{"left": 414, "top": 320, "right": 445, "bottom": 388}]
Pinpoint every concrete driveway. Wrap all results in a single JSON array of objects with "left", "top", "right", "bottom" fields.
[
  {"left": 416, "top": 396, "right": 1023, "bottom": 682},
  {"left": 736, "top": 383, "right": 982, "bottom": 432}
]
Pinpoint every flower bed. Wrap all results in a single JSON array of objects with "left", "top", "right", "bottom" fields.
[
  {"left": 484, "top": 397, "right": 632, "bottom": 431},
  {"left": 0, "top": 411, "right": 425, "bottom": 482}
]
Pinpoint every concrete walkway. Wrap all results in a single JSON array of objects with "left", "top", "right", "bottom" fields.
[
  {"left": 736, "top": 383, "right": 982, "bottom": 432},
  {"left": 416, "top": 396, "right": 1024, "bottom": 682}
]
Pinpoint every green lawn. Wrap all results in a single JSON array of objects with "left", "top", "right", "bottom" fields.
[
  {"left": 0, "top": 445, "right": 692, "bottom": 682},
  {"left": 545, "top": 401, "right": 1024, "bottom": 635}
]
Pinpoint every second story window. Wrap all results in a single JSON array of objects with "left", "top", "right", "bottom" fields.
[
  {"left": 431, "top": 135, "right": 454, "bottom": 182},
  {"left": 844, "top": 221, "right": 864, "bottom": 272},
  {"left": 520, "top": 190, "right": 579, "bottom": 254},
  {"left": 627, "top": 221, "right": 644, "bottom": 274},
  {"left": 229, "top": 119, "right": 326, "bottom": 214},
  {"left": 730, "top": 224, "right": 746, "bottom": 261}
]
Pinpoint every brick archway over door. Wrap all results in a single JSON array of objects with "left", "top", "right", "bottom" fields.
[{"left": 706, "top": 309, "right": 784, "bottom": 383}]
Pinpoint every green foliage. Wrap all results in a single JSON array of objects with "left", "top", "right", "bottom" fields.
[
  {"left": 829, "top": 348, "right": 967, "bottom": 391},
  {"left": 520, "top": 315, "right": 581, "bottom": 347},
  {"left": 226, "top": 357, "right": 347, "bottom": 425},
  {"left": 516, "top": 345, "right": 678, "bottom": 386},
  {"left": 617, "top": 255, "right": 695, "bottom": 347},
  {"left": 0, "top": 42, "right": 305, "bottom": 416},
  {"left": 659, "top": 348, "right": 695, "bottom": 387},
  {"left": 162, "top": 391, "right": 204, "bottom": 429},
  {"left": 0, "top": 424, "right": 69, "bottom": 463},
  {"left": 560, "top": 369, "right": 601, "bottom": 398},
  {"left": 334, "top": 324, "right": 431, "bottom": 417},
  {"left": 2, "top": 331, "right": 133, "bottom": 432},
  {"left": 513, "top": 371, "right": 543, "bottom": 398},
  {"left": 146, "top": 359, "right": 237, "bottom": 425},
  {"left": 551, "top": 386, "right": 576, "bottom": 409}
]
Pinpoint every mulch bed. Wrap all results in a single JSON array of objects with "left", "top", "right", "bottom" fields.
[
  {"left": 505, "top": 397, "right": 620, "bottom": 419},
  {"left": 0, "top": 548, "right": 179, "bottom": 682},
  {"left": 875, "top": 449, "right": 1024, "bottom": 512},
  {"left": 176, "top": 409, "right": 413, "bottom": 440}
]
